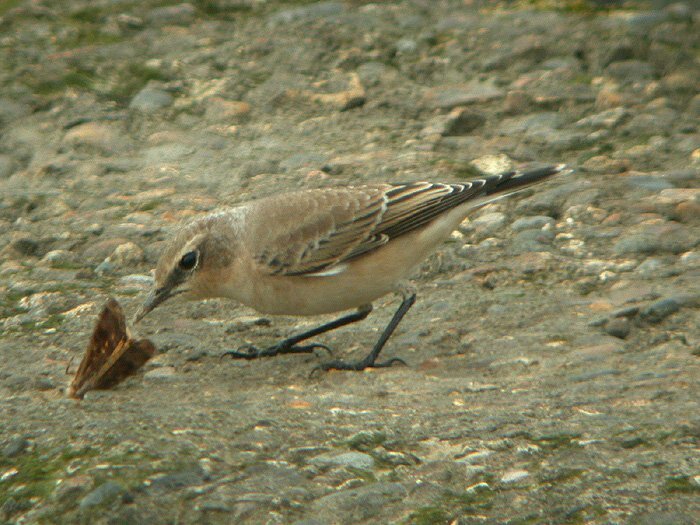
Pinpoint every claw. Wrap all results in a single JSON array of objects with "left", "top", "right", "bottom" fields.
[
  {"left": 220, "top": 344, "right": 262, "bottom": 360},
  {"left": 310, "top": 356, "right": 407, "bottom": 375},
  {"left": 222, "top": 341, "right": 331, "bottom": 361}
]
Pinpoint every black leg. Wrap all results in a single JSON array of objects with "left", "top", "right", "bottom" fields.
[
  {"left": 222, "top": 304, "right": 372, "bottom": 360},
  {"left": 314, "top": 292, "right": 417, "bottom": 372}
]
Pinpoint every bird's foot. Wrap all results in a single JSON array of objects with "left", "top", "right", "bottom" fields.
[
  {"left": 222, "top": 341, "right": 332, "bottom": 360},
  {"left": 312, "top": 356, "right": 406, "bottom": 374}
]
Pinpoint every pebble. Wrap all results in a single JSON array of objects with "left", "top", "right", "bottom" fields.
[
  {"left": 309, "top": 451, "right": 375, "bottom": 470},
  {"left": 605, "top": 318, "right": 631, "bottom": 339},
  {"left": 472, "top": 212, "right": 506, "bottom": 236},
  {"left": 63, "top": 122, "right": 128, "bottom": 156},
  {"left": 148, "top": 468, "right": 205, "bottom": 491},
  {"left": 267, "top": 1, "right": 344, "bottom": 26},
  {"left": 2, "top": 437, "right": 29, "bottom": 458},
  {"left": 627, "top": 511, "right": 697, "bottom": 525},
  {"left": 634, "top": 257, "right": 668, "bottom": 278},
  {"left": 144, "top": 366, "right": 178, "bottom": 381},
  {"left": 640, "top": 298, "right": 680, "bottom": 324},
  {"left": 613, "top": 223, "right": 697, "bottom": 255},
  {"left": 146, "top": 3, "right": 196, "bottom": 25},
  {"left": 510, "top": 229, "right": 555, "bottom": 254},
  {"left": 511, "top": 215, "right": 555, "bottom": 232},
  {"left": 395, "top": 38, "right": 418, "bottom": 54},
  {"left": 679, "top": 251, "right": 700, "bottom": 268},
  {"left": 605, "top": 60, "right": 655, "bottom": 83},
  {"left": 625, "top": 175, "right": 675, "bottom": 191},
  {"left": 54, "top": 475, "right": 94, "bottom": 503},
  {"left": 500, "top": 469, "right": 530, "bottom": 484},
  {"left": 575, "top": 107, "right": 628, "bottom": 129},
  {"left": 421, "top": 107, "right": 485, "bottom": 137},
  {"left": 470, "top": 154, "right": 514, "bottom": 174},
  {"left": 423, "top": 81, "right": 504, "bottom": 109},
  {"left": 310, "top": 482, "right": 406, "bottom": 521},
  {"left": 9, "top": 237, "right": 40, "bottom": 257},
  {"left": 204, "top": 97, "right": 250, "bottom": 123},
  {"left": 118, "top": 274, "right": 153, "bottom": 287},
  {"left": 79, "top": 481, "right": 125, "bottom": 510},
  {"left": 129, "top": 87, "right": 173, "bottom": 112},
  {"left": 105, "top": 242, "right": 145, "bottom": 268},
  {"left": 40, "top": 250, "right": 74, "bottom": 266},
  {"left": 0, "top": 154, "right": 15, "bottom": 178}
]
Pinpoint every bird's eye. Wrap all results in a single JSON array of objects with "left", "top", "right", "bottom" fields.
[{"left": 179, "top": 251, "right": 198, "bottom": 270}]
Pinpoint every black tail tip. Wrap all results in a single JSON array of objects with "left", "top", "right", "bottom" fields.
[{"left": 486, "top": 163, "right": 570, "bottom": 195}]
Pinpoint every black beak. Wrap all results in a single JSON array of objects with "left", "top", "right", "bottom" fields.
[{"left": 133, "top": 287, "right": 175, "bottom": 324}]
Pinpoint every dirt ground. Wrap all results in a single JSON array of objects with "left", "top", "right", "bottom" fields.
[{"left": 1, "top": 1, "right": 699, "bottom": 524}]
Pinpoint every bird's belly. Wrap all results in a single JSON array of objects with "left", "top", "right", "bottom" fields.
[{"left": 250, "top": 268, "right": 400, "bottom": 316}]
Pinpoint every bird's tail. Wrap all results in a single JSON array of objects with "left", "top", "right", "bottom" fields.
[
  {"left": 463, "top": 163, "right": 569, "bottom": 211},
  {"left": 485, "top": 164, "right": 569, "bottom": 196}
]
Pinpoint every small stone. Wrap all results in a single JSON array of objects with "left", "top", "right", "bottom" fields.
[
  {"left": 0, "top": 155, "right": 15, "bottom": 178},
  {"left": 63, "top": 122, "right": 127, "bottom": 156},
  {"left": 1, "top": 497, "right": 31, "bottom": 519},
  {"left": 626, "top": 511, "right": 697, "bottom": 525},
  {"left": 640, "top": 298, "right": 680, "bottom": 324},
  {"left": 503, "top": 90, "right": 531, "bottom": 115},
  {"left": 472, "top": 212, "right": 506, "bottom": 236},
  {"left": 605, "top": 60, "right": 654, "bottom": 83},
  {"left": 423, "top": 81, "right": 504, "bottom": 110},
  {"left": 309, "top": 451, "right": 375, "bottom": 470},
  {"left": 40, "top": 250, "right": 74, "bottom": 266},
  {"left": 148, "top": 468, "right": 204, "bottom": 491},
  {"left": 613, "top": 223, "right": 697, "bottom": 255},
  {"left": 106, "top": 242, "right": 145, "bottom": 268},
  {"left": 689, "top": 94, "right": 700, "bottom": 116},
  {"left": 442, "top": 108, "right": 485, "bottom": 136},
  {"left": 79, "top": 481, "right": 125, "bottom": 510},
  {"left": 204, "top": 97, "right": 250, "bottom": 123},
  {"left": 575, "top": 107, "right": 628, "bottom": 129},
  {"left": 146, "top": 3, "right": 196, "bottom": 25},
  {"left": 34, "top": 377, "right": 55, "bottom": 391},
  {"left": 470, "top": 154, "right": 514, "bottom": 175},
  {"left": 634, "top": 257, "right": 667, "bottom": 278},
  {"left": 581, "top": 155, "right": 627, "bottom": 174},
  {"left": 129, "top": 87, "right": 173, "bottom": 112},
  {"left": 661, "top": 71, "right": 697, "bottom": 96},
  {"left": 2, "top": 437, "right": 29, "bottom": 458},
  {"left": 510, "top": 229, "right": 555, "bottom": 254},
  {"left": 395, "top": 38, "right": 417, "bottom": 54},
  {"left": 511, "top": 215, "right": 554, "bottom": 232},
  {"left": 118, "top": 274, "right": 153, "bottom": 288},
  {"left": 144, "top": 367, "right": 177, "bottom": 381},
  {"left": 310, "top": 482, "right": 406, "bottom": 521},
  {"left": 95, "top": 260, "right": 115, "bottom": 276},
  {"left": 54, "top": 475, "right": 94, "bottom": 503},
  {"left": 605, "top": 318, "right": 631, "bottom": 339},
  {"left": 679, "top": 251, "right": 700, "bottom": 268},
  {"left": 501, "top": 469, "right": 529, "bottom": 484},
  {"left": 625, "top": 175, "right": 675, "bottom": 191},
  {"left": 267, "top": 1, "right": 344, "bottom": 26},
  {"left": 10, "top": 237, "right": 40, "bottom": 256}
]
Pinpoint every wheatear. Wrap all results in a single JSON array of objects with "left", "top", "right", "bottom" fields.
[{"left": 135, "top": 165, "right": 566, "bottom": 371}]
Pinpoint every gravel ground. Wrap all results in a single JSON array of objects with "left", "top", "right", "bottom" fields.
[{"left": 1, "top": 1, "right": 699, "bottom": 524}]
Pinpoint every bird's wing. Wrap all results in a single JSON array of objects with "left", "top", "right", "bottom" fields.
[
  {"left": 247, "top": 181, "right": 484, "bottom": 276},
  {"left": 248, "top": 186, "right": 388, "bottom": 276},
  {"left": 249, "top": 166, "right": 563, "bottom": 276}
]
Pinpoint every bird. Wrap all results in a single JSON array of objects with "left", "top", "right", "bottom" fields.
[{"left": 134, "top": 164, "right": 567, "bottom": 371}]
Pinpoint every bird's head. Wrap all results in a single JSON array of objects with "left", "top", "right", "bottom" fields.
[{"left": 134, "top": 216, "right": 232, "bottom": 323}]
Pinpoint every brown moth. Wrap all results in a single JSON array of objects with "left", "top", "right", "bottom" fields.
[{"left": 68, "top": 298, "right": 156, "bottom": 399}]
